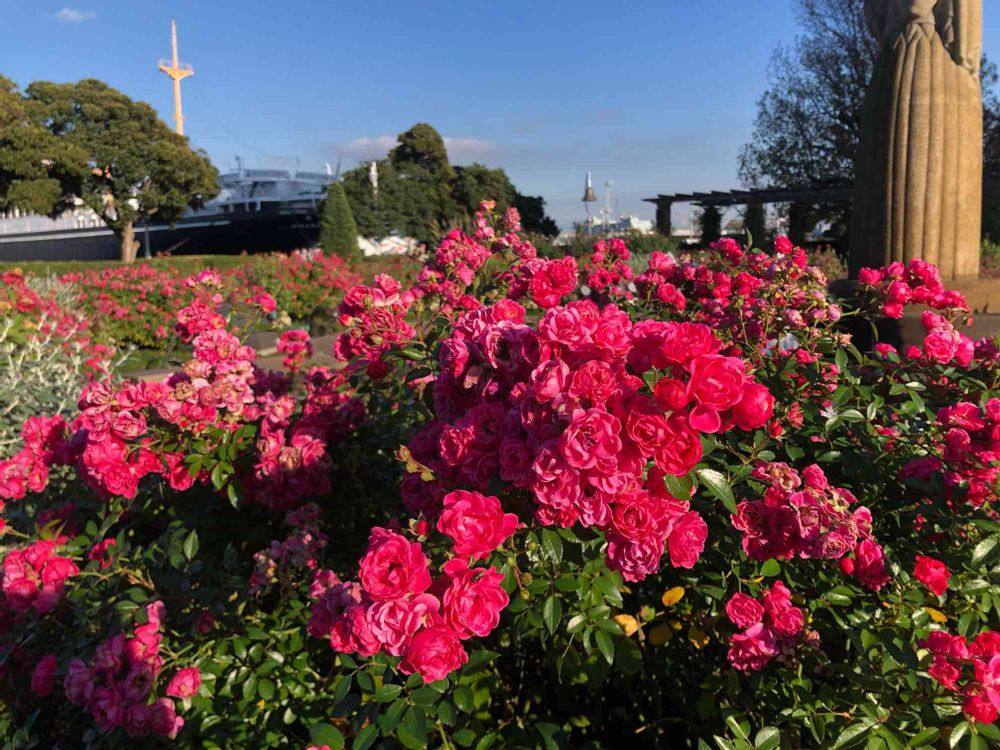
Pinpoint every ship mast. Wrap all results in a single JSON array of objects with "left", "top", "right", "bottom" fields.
[{"left": 158, "top": 20, "right": 194, "bottom": 136}]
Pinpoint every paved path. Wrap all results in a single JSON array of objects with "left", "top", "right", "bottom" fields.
[{"left": 124, "top": 334, "right": 342, "bottom": 382}]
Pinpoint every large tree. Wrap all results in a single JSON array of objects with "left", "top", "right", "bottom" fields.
[
  {"left": 0, "top": 78, "right": 218, "bottom": 262},
  {"left": 739, "top": 0, "right": 878, "bottom": 191},
  {"left": 740, "top": 0, "right": 1000, "bottom": 236},
  {"left": 342, "top": 123, "right": 558, "bottom": 242}
]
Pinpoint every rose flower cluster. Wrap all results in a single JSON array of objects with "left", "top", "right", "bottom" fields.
[
  {"left": 631, "top": 237, "right": 843, "bottom": 357},
  {"left": 731, "top": 462, "right": 889, "bottom": 590},
  {"left": 60, "top": 602, "right": 190, "bottom": 738},
  {"left": 725, "top": 581, "right": 816, "bottom": 672},
  {"left": 921, "top": 629, "right": 1000, "bottom": 723},
  {"left": 309, "top": 491, "right": 516, "bottom": 684},
  {"left": 2, "top": 538, "right": 79, "bottom": 615},
  {"left": 403, "top": 301, "right": 774, "bottom": 584},
  {"left": 902, "top": 400, "right": 1000, "bottom": 510}
]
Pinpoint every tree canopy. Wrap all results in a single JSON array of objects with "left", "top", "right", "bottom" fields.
[
  {"left": 341, "top": 123, "right": 558, "bottom": 242},
  {"left": 319, "top": 181, "right": 361, "bottom": 264},
  {"left": 739, "top": 0, "right": 1000, "bottom": 236},
  {"left": 0, "top": 77, "right": 218, "bottom": 261}
]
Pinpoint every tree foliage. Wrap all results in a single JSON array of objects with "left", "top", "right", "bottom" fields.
[
  {"left": 0, "top": 78, "right": 218, "bottom": 262},
  {"left": 739, "top": 0, "right": 877, "bottom": 191},
  {"left": 341, "top": 122, "right": 559, "bottom": 242},
  {"left": 697, "top": 205, "right": 723, "bottom": 245},
  {"left": 318, "top": 181, "right": 361, "bottom": 264},
  {"left": 741, "top": 0, "right": 1000, "bottom": 238}
]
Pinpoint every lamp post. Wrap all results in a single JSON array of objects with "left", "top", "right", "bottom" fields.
[{"left": 582, "top": 172, "right": 597, "bottom": 237}]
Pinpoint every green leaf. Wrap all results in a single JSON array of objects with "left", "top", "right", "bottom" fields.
[
  {"left": 909, "top": 728, "right": 939, "bottom": 747},
  {"left": 759, "top": 559, "right": 781, "bottom": 577},
  {"left": 540, "top": 529, "right": 563, "bottom": 564},
  {"left": 949, "top": 721, "right": 970, "bottom": 748},
  {"left": 257, "top": 678, "right": 275, "bottom": 700},
  {"left": 971, "top": 538, "right": 999, "bottom": 568},
  {"left": 542, "top": 595, "right": 563, "bottom": 635},
  {"left": 968, "top": 735, "right": 987, "bottom": 750},
  {"left": 182, "top": 529, "right": 199, "bottom": 561},
  {"left": 755, "top": 726, "right": 780, "bottom": 750},
  {"left": 309, "top": 724, "right": 345, "bottom": 750},
  {"left": 663, "top": 472, "right": 693, "bottom": 500},
  {"left": 696, "top": 468, "right": 737, "bottom": 513},
  {"left": 352, "top": 724, "right": 378, "bottom": 750},
  {"left": 375, "top": 683, "right": 402, "bottom": 703},
  {"left": 614, "top": 637, "right": 642, "bottom": 675},
  {"left": 595, "top": 629, "right": 615, "bottom": 665},
  {"left": 833, "top": 720, "right": 876, "bottom": 749}
]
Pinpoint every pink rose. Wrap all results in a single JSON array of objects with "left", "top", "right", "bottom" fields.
[
  {"left": 442, "top": 560, "right": 509, "bottom": 638},
  {"left": 30, "top": 653, "right": 57, "bottom": 696},
  {"left": 560, "top": 408, "right": 622, "bottom": 470},
  {"left": 399, "top": 625, "right": 468, "bottom": 683},
  {"left": 166, "top": 666, "right": 201, "bottom": 698},
  {"left": 726, "top": 593, "right": 764, "bottom": 629},
  {"left": 731, "top": 382, "right": 775, "bottom": 431},
  {"left": 667, "top": 510, "right": 708, "bottom": 569},
  {"left": 852, "top": 540, "right": 891, "bottom": 591},
  {"left": 531, "top": 359, "right": 570, "bottom": 403},
  {"left": 686, "top": 355, "right": 747, "bottom": 433},
  {"left": 368, "top": 594, "right": 441, "bottom": 656},
  {"left": 358, "top": 528, "right": 432, "bottom": 601},
  {"left": 727, "top": 623, "right": 779, "bottom": 671},
  {"left": 437, "top": 491, "right": 519, "bottom": 560}
]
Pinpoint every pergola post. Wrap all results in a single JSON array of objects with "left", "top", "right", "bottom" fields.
[
  {"left": 788, "top": 202, "right": 809, "bottom": 246},
  {"left": 655, "top": 199, "right": 672, "bottom": 237}
]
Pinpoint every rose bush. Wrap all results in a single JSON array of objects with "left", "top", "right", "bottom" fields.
[{"left": 1, "top": 202, "right": 1000, "bottom": 749}]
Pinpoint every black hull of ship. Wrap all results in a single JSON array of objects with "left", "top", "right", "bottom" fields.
[{"left": 0, "top": 210, "right": 322, "bottom": 262}]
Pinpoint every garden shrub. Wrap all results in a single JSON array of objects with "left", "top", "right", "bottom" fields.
[{"left": 2, "top": 204, "right": 1000, "bottom": 749}]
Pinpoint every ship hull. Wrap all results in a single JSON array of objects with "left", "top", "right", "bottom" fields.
[{"left": 0, "top": 209, "right": 321, "bottom": 262}]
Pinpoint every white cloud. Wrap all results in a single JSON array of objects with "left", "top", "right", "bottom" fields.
[
  {"left": 442, "top": 137, "right": 497, "bottom": 160},
  {"left": 55, "top": 7, "right": 96, "bottom": 23},
  {"left": 339, "top": 135, "right": 497, "bottom": 163}
]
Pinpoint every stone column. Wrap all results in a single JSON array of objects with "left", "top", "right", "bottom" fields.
[{"left": 849, "top": 0, "right": 983, "bottom": 279}]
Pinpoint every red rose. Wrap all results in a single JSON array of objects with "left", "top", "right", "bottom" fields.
[
  {"left": 913, "top": 555, "right": 950, "bottom": 596},
  {"left": 686, "top": 355, "right": 747, "bottom": 433},
  {"left": 654, "top": 416, "right": 703, "bottom": 476},
  {"left": 399, "top": 625, "right": 468, "bottom": 683}
]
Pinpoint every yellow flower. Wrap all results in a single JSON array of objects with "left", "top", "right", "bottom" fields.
[
  {"left": 649, "top": 624, "right": 673, "bottom": 646},
  {"left": 661, "top": 586, "right": 685, "bottom": 607},
  {"left": 924, "top": 607, "right": 948, "bottom": 623},
  {"left": 688, "top": 625, "right": 710, "bottom": 649},
  {"left": 613, "top": 614, "right": 640, "bottom": 637}
]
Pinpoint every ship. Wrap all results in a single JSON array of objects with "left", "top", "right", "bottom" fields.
[{"left": 0, "top": 163, "right": 335, "bottom": 262}]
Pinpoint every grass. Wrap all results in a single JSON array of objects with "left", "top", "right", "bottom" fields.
[{"left": 0, "top": 253, "right": 422, "bottom": 283}]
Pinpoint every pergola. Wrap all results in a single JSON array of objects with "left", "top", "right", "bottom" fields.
[{"left": 642, "top": 182, "right": 853, "bottom": 240}]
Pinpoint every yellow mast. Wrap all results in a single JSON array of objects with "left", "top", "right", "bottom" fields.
[{"left": 157, "top": 20, "right": 193, "bottom": 136}]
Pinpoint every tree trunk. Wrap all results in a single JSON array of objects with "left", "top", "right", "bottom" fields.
[{"left": 119, "top": 221, "right": 139, "bottom": 263}]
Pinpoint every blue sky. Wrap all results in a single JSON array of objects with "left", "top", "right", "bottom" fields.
[{"left": 2, "top": 2, "right": 999, "bottom": 229}]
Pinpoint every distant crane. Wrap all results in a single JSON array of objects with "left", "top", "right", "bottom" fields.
[{"left": 158, "top": 20, "right": 194, "bottom": 136}]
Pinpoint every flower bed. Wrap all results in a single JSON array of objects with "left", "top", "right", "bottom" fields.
[{"left": 1, "top": 203, "right": 1000, "bottom": 748}]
